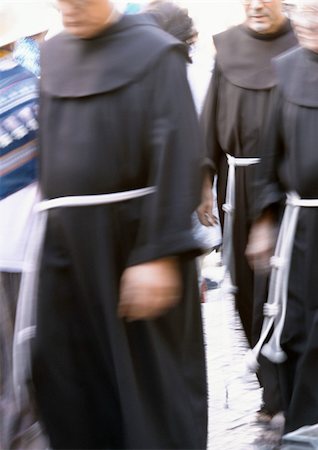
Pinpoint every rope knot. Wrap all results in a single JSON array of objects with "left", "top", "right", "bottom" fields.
[
  {"left": 222, "top": 203, "right": 234, "bottom": 215},
  {"left": 263, "top": 303, "right": 280, "bottom": 317},
  {"left": 270, "top": 256, "right": 285, "bottom": 269},
  {"left": 17, "top": 326, "right": 36, "bottom": 344}
]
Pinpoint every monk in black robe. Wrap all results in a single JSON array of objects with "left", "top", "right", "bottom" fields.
[
  {"left": 247, "top": 2, "right": 318, "bottom": 433},
  {"left": 198, "top": 0, "right": 297, "bottom": 418},
  {"left": 31, "top": 1, "right": 207, "bottom": 449}
]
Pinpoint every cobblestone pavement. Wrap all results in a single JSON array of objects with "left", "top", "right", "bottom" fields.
[{"left": 202, "top": 251, "right": 284, "bottom": 450}]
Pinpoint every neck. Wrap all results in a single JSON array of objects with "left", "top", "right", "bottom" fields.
[
  {"left": 103, "top": 3, "right": 121, "bottom": 29},
  {"left": 83, "top": 3, "right": 122, "bottom": 39},
  {"left": 266, "top": 16, "right": 287, "bottom": 35}
]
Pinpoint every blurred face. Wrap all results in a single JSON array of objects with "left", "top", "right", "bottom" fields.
[
  {"left": 290, "top": 2, "right": 318, "bottom": 52},
  {"left": 57, "top": 0, "right": 114, "bottom": 38},
  {"left": 243, "top": 0, "right": 285, "bottom": 34}
]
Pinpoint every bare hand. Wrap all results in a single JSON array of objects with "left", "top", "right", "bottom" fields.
[
  {"left": 197, "top": 172, "right": 216, "bottom": 226},
  {"left": 118, "top": 258, "right": 182, "bottom": 321},
  {"left": 246, "top": 212, "right": 276, "bottom": 273}
]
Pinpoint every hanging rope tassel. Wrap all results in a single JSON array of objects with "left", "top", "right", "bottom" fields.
[
  {"left": 220, "top": 154, "right": 260, "bottom": 294},
  {"left": 246, "top": 192, "right": 318, "bottom": 373}
]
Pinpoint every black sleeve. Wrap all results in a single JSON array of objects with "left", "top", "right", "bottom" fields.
[
  {"left": 127, "top": 48, "right": 204, "bottom": 266},
  {"left": 199, "top": 60, "right": 223, "bottom": 179},
  {"left": 253, "top": 87, "right": 286, "bottom": 221}
]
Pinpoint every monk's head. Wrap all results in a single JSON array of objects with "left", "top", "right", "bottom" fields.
[
  {"left": 242, "top": 0, "right": 286, "bottom": 34},
  {"left": 57, "top": 0, "right": 119, "bottom": 39}
]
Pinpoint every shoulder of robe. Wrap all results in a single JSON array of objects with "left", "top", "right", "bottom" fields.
[
  {"left": 274, "top": 46, "right": 318, "bottom": 108},
  {"left": 213, "top": 22, "right": 297, "bottom": 90},
  {"left": 41, "top": 13, "right": 187, "bottom": 98}
]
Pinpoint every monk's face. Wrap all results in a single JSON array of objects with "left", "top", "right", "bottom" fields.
[
  {"left": 243, "top": 0, "right": 285, "bottom": 34},
  {"left": 57, "top": 0, "right": 116, "bottom": 38},
  {"left": 290, "top": 2, "right": 318, "bottom": 52}
]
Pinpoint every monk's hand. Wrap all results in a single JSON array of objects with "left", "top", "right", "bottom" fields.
[
  {"left": 197, "top": 171, "right": 216, "bottom": 226},
  {"left": 246, "top": 212, "right": 276, "bottom": 274},
  {"left": 118, "top": 257, "right": 182, "bottom": 321}
]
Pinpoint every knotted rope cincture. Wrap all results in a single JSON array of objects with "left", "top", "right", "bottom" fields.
[
  {"left": 12, "top": 186, "right": 156, "bottom": 407},
  {"left": 220, "top": 154, "right": 260, "bottom": 294},
  {"left": 246, "top": 192, "right": 318, "bottom": 373}
]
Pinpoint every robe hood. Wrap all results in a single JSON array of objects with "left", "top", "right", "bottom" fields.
[
  {"left": 274, "top": 46, "right": 318, "bottom": 108},
  {"left": 41, "top": 13, "right": 188, "bottom": 98},
  {"left": 213, "top": 20, "right": 297, "bottom": 90}
]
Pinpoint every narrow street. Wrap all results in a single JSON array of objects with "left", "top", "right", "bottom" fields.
[{"left": 203, "top": 252, "right": 283, "bottom": 450}]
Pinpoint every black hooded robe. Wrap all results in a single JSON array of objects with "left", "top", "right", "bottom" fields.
[
  {"left": 201, "top": 21, "right": 297, "bottom": 414},
  {"left": 31, "top": 15, "right": 207, "bottom": 450},
  {"left": 255, "top": 47, "right": 318, "bottom": 433}
]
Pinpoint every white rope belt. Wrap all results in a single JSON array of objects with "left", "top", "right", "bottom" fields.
[
  {"left": 221, "top": 154, "right": 260, "bottom": 292},
  {"left": 13, "top": 186, "right": 156, "bottom": 406},
  {"left": 35, "top": 186, "right": 156, "bottom": 212},
  {"left": 246, "top": 192, "right": 318, "bottom": 372}
]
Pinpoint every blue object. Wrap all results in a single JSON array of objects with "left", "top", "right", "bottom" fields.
[{"left": 125, "top": 3, "right": 142, "bottom": 14}]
